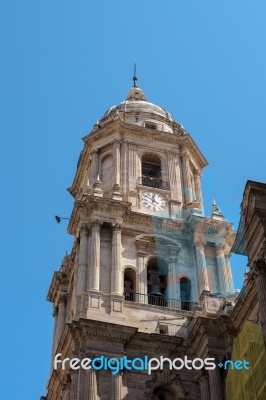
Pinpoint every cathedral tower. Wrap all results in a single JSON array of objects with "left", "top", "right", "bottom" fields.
[{"left": 43, "top": 79, "right": 236, "bottom": 400}]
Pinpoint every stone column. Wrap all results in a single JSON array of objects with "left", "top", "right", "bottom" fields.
[
  {"left": 51, "top": 307, "right": 58, "bottom": 367},
  {"left": 113, "top": 139, "right": 121, "bottom": 188},
  {"left": 62, "top": 384, "right": 71, "bottom": 400},
  {"left": 175, "top": 152, "right": 183, "bottom": 204},
  {"left": 195, "top": 240, "right": 209, "bottom": 294},
  {"left": 111, "top": 373, "right": 122, "bottom": 400},
  {"left": 167, "top": 151, "right": 178, "bottom": 198},
  {"left": 72, "top": 249, "right": 79, "bottom": 301},
  {"left": 194, "top": 170, "right": 203, "bottom": 205},
  {"left": 85, "top": 369, "right": 98, "bottom": 400},
  {"left": 77, "top": 226, "right": 88, "bottom": 295},
  {"left": 167, "top": 257, "right": 178, "bottom": 307},
  {"left": 137, "top": 252, "right": 148, "bottom": 303},
  {"left": 181, "top": 149, "right": 193, "bottom": 205},
  {"left": 128, "top": 143, "right": 138, "bottom": 190},
  {"left": 208, "top": 368, "right": 224, "bottom": 400},
  {"left": 90, "top": 149, "right": 99, "bottom": 187},
  {"left": 199, "top": 375, "right": 210, "bottom": 400},
  {"left": 252, "top": 258, "right": 266, "bottom": 344},
  {"left": 54, "top": 294, "right": 67, "bottom": 350},
  {"left": 70, "top": 370, "right": 79, "bottom": 400},
  {"left": 121, "top": 140, "right": 129, "bottom": 194},
  {"left": 89, "top": 221, "right": 101, "bottom": 291},
  {"left": 216, "top": 244, "right": 229, "bottom": 294},
  {"left": 86, "top": 228, "right": 91, "bottom": 291},
  {"left": 225, "top": 253, "right": 234, "bottom": 292},
  {"left": 111, "top": 223, "right": 122, "bottom": 294}
]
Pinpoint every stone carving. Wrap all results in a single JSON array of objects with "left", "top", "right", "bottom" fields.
[
  {"left": 144, "top": 369, "right": 185, "bottom": 399},
  {"left": 252, "top": 258, "right": 266, "bottom": 276},
  {"left": 112, "top": 222, "right": 123, "bottom": 231}
]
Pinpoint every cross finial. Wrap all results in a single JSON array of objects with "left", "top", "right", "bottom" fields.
[{"left": 133, "top": 61, "right": 138, "bottom": 87}]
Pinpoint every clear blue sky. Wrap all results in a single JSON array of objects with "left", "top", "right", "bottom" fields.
[{"left": 1, "top": 1, "right": 266, "bottom": 398}]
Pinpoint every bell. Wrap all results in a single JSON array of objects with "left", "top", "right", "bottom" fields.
[{"left": 148, "top": 285, "right": 163, "bottom": 296}]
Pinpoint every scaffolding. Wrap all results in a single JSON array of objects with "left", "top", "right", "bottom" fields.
[{"left": 226, "top": 320, "right": 266, "bottom": 400}]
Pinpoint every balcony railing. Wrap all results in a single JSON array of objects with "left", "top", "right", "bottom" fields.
[
  {"left": 124, "top": 292, "right": 197, "bottom": 312},
  {"left": 137, "top": 176, "right": 170, "bottom": 190}
]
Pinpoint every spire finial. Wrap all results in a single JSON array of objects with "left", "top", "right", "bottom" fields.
[{"left": 133, "top": 61, "right": 138, "bottom": 87}]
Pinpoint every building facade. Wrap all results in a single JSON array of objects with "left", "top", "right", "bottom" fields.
[
  {"left": 227, "top": 180, "right": 266, "bottom": 400},
  {"left": 42, "top": 80, "right": 242, "bottom": 400}
]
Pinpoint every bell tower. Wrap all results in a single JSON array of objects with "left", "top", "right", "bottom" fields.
[{"left": 43, "top": 78, "right": 236, "bottom": 400}]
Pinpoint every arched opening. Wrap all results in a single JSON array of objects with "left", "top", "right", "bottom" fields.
[
  {"left": 153, "top": 386, "right": 177, "bottom": 400},
  {"left": 147, "top": 258, "right": 168, "bottom": 306},
  {"left": 124, "top": 268, "right": 136, "bottom": 301},
  {"left": 180, "top": 277, "right": 191, "bottom": 311},
  {"left": 141, "top": 154, "right": 162, "bottom": 188}
]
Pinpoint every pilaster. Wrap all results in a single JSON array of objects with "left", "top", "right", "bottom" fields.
[
  {"left": 215, "top": 244, "right": 229, "bottom": 294},
  {"left": 181, "top": 148, "right": 193, "bottom": 206},
  {"left": 111, "top": 373, "right": 122, "bottom": 400},
  {"left": 113, "top": 139, "right": 121, "bottom": 189},
  {"left": 90, "top": 149, "right": 99, "bottom": 187},
  {"left": 199, "top": 374, "right": 210, "bottom": 400},
  {"left": 251, "top": 258, "right": 266, "bottom": 344},
  {"left": 111, "top": 223, "right": 122, "bottom": 295},
  {"left": 195, "top": 240, "right": 210, "bottom": 294},
  {"left": 89, "top": 220, "right": 102, "bottom": 291},
  {"left": 77, "top": 225, "right": 88, "bottom": 295}
]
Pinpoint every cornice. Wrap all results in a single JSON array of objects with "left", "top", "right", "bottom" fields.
[
  {"left": 69, "top": 319, "right": 138, "bottom": 344},
  {"left": 67, "top": 196, "right": 131, "bottom": 235}
]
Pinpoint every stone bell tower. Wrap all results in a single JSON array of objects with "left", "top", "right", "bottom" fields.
[{"left": 43, "top": 77, "right": 236, "bottom": 400}]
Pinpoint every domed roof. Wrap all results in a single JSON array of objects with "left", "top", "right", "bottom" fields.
[{"left": 101, "top": 86, "right": 173, "bottom": 122}]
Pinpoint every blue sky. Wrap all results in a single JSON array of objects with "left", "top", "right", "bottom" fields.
[{"left": 1, "top": 1, "right": 266, "bottom": 398}]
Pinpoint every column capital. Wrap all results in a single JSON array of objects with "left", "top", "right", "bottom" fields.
[
  {"left": 168, "top": 256, "right": 178, "bottom": 264},
  {"left": 91, "top": 148, "right": 99, "bottom": 155},
  {"left": 180, "top": 146, "right": 189, "bottom": 158},
  {"left": 121, "top": 138, "right": 130, "bottom": 145},
  {"left": 128, "top": 142, "right": 138, "bottom": 150},
  {"left": 194, "top": 169, "right": 202, "bottom": 178},
  {"left": 252, "top": 258, "right": 266, "bottom": 277},
  {"left": 165, "top": 150, "right": 179, "bottom": 158},
  {"left": 80, "top": 224, "right": 89, "bottom": 236},
  {"left": 194, "top": 238, "right": 205, "bottom": 250},
  {"left": 112, "top": 222, "right": 123, "bottom": 231},
  {"left": 53, "top": 306, "right": 58, "bottom": 317},
  {"left": 90, "top": 219, "right": 103, "bottom": 229},
  {"left": 58, "top": 293, "right": 68, "bottom": 306},
  {"left": 112, "top": 138, "right": 122, "bottom": 146},
  {"left": 215, "top": 243, "right": 226, "bottom": 254}
]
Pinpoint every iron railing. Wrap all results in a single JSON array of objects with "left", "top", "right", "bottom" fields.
[
  {"left": 137, "top": 176, "right": 170, "bottom": 190},
  {"left": 124, "top": 292, "right": 197, "bottom": 312}
]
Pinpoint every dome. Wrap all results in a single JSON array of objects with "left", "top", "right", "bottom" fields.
[{"left": 100, "top": 86, "right": 175, "bottom": 133}]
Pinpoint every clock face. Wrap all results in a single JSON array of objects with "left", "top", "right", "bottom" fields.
[{"left": 141, "top": 191, "right": 167, "bottom": 212}]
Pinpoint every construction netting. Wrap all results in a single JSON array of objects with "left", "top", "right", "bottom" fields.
[{"left": 226, "top": 320, "right": 266, "bottom": 400}]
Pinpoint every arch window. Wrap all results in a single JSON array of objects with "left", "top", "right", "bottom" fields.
[
  {"left": 147, "top": 258, "right": 168, "bottom": 306},
  {"left": 139, "top": 154, "right": 166, "bottom": 189},
  {"left": 153, "top": 386, "right": 177, "bottom": 400},
  {"left": 124, "top": 268, "right": 136, "bottom": 302},
  {"left": 142, "top": 154, "right": 161, "bottom": 179},
  {"left": 180, "top": 277, "right": 191, "bottom": 311}
]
